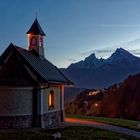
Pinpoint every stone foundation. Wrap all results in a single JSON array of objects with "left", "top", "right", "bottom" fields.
[
  {"left": 41, "top": 110, "right": 62, "bottom": 128},
  {"left": 0, "top": 115, "right": 32, "bottom": 128},
  {"left": 0, "top": 110, "right": 63, "bottom": 128}
]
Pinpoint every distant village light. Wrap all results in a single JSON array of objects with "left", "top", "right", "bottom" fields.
[
  {"left": 95, "top": 103, "right": 98, "bottom": 107},
  {"left": 88, "top": 90, "right": 100, "bottom": 96},
  {"left": 89, "top": 93, "right": 92, "bottom": 96}
]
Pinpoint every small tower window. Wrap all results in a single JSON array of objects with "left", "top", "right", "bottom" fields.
[
  {"left": 30, "top": 36, "right": 37, "bottom": 46},
  {"left": 48, "top": 90, "right": 55, "bottom": 110}
]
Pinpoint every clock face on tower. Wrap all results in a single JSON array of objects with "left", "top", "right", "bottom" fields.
[{"left": 30, "top": 36, "right": 37, "bottom": 46}]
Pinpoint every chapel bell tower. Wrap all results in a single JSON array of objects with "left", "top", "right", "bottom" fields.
[{"left": 26, "top": 18, "right": 46, "bottom": 59}]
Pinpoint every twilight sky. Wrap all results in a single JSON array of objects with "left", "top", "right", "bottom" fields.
[{"left": 1, "top": 0, "right": 140, "bottom": 67}]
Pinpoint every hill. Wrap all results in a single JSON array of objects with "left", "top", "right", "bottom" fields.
[{"left": 65, "top": 72, "right": 140, "bottom": 120}]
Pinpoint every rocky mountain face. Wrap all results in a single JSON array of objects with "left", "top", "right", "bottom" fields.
[{"left": 61, "top": 48, "right": 140, "bottom": 89}]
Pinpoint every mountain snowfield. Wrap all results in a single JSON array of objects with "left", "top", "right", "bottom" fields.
[{"left": 61, "top": 48, "right": 140, "bottom": 89}]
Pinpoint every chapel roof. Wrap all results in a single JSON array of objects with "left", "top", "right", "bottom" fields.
[
  {"left": 0, "top": 43, "right": 73, "bottom": 85},
  {"left": 26, "top": 18, "right": 46, "bottom": 36}
]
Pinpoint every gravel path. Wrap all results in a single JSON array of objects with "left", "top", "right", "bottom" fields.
[{"left": 65, "top": 118, "right": 140, "bottom": 138}]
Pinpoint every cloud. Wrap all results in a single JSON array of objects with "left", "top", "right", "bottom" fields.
[
  {"left": 95, "top": 49, "right": 113, "bottom": 54},
  {"left": 97, "top": 24, "right": 140, "bottom": 28},
  {"left": 95, "top": 49, "right": 114, "bottom": 58},
  {"left": 129, "top": 49, "right": 140, "bottom": 56},
  {"left": 80, "top": 49, "right": 114, "bottom": 58},
  {"left": 80, "top": 50, "right": 95, "bottom": 56},
  {"left": 80, "top": 38, "right": 140, "bottom": 58},
  {"left": 118, "top": 39, "right": 140, "bottom": 48},
  {"left": 67, "top": 58, "right": 77, "bottom": 62}
]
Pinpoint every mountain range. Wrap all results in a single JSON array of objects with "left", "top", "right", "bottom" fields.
[{"left": 61, "top": 48, "right": 140, "bottom": 89}]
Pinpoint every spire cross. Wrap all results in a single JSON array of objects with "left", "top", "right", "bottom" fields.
[{"left": 35, "top": 12, "right": 38, "bottom": 19}]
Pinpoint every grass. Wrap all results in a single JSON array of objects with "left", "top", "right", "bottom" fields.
[
  {"left": 0, "top": 126, "right": 138, "bottom": 140},
  {"left": 67, "top": 114, "right": 140, "bottom": 131}
]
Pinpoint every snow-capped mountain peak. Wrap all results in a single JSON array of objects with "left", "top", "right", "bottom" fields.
[
  {"left": 68, "top": 53, "right": 105, "bottom": 69},
  {"left": 63, "top": 47, "right": 140, "bottom": 89},
  {"left": 84, "top": 53, "right": 96, "bottom": 61},
  {"left": 68, "top": 48, "right": 140, "bottom": 69},
  {"left": 107, "top": 48, "right": 140, "bottom": 65}
]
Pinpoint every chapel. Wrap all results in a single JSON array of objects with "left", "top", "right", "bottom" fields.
[{"left": 0, "top": 18, "right": 72, "bottom": 128}]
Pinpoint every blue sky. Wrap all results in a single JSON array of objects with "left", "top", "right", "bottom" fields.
[{"left": 1, "top": 0, "right": 140, "bottom": 67}]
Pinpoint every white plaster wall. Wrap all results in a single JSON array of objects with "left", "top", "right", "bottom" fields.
[
  {"left": 42, "top": 85, "right": 61, "bottom": 113},
  {"left": 0, "top": 87, "right": 33, "bottom": 116}
]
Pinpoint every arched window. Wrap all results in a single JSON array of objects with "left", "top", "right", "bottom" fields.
[
  {"left": 30, "top": 36, "right": 37, "bottom": 46},
  {"left": 48, "top": 90, "right": 54, "bottom": 110}
]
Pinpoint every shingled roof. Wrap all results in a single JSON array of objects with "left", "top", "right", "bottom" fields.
[
  {"left": 26, "top": 18, "right": 46, "bottom": 36},
  {"left": 0, "top": 43, "right": 73, "bottom": 85}
]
